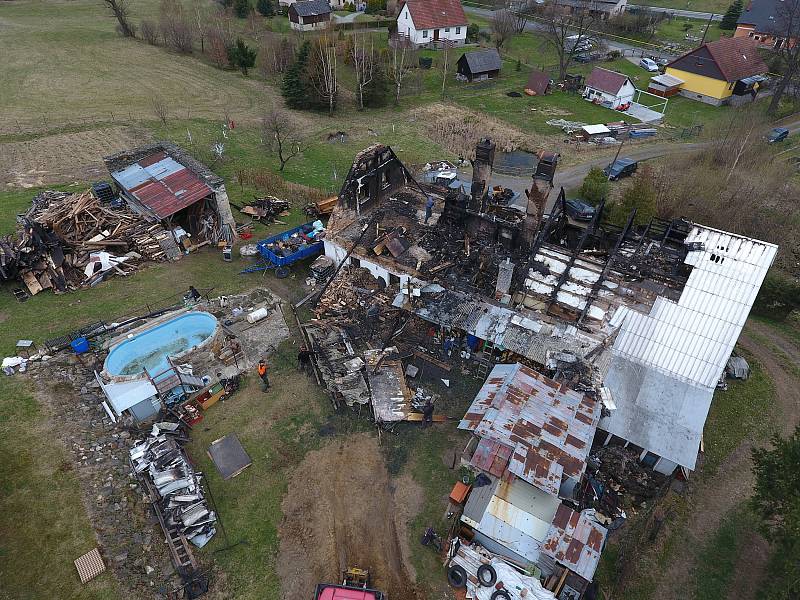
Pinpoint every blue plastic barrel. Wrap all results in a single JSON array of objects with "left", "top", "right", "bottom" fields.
[{"left": 71, "top": 337, "right": 90, "bottom": 354}]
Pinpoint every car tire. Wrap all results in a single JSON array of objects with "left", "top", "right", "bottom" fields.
[
  {"left": 447, "top": 565, "right": 468, "bottom": 589},
  {"left": 477, "top": 564, "right": 497, "bottom": 587},
  {"left": 275, "top": 266, "right": 290, "bottom": 279},
  {"left": 490, "top": 590, "right": 512, "bottom": 600}
]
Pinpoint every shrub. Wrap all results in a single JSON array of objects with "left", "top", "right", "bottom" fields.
[{"left": 140, "top": 19, "right": 159, "bottom": 45}]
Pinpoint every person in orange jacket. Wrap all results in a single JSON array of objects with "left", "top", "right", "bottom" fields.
[{"left": 257, "top": 359, "right": 270, "bottom": 391}]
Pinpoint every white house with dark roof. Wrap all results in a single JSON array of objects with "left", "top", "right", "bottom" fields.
[{"left": 583, "top": 67, "right": 636, "bottom": 109}]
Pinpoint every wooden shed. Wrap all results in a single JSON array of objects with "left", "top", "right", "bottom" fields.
[{"left": 456, "top": 48, "right": 502, "bottom": 82}]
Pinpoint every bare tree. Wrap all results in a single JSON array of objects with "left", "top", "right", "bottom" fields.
[
  {"left": 538, "top": 0, "right": 596, "bottom": 81},
  {"left": 441, "top": 39, "right": 452, "bottom": 99},
  {"left": 768, "top": 0, "right": 800, "bottom": 114},
  {"left": 351, "top": 33, "right": 375, "bottom": 110},
  {"left": 512, "top": 0, "right": 538, "bottom": 34},
  {"left": 206, "top": 13, "right": 234, "bottom": 67},
  {"left": 491, "top": 9, "right": 516, "bottom": 50},
  {"left": 387, "top": 39, "right": 417, "bottom": 105},
  {"left": 102, "top": 0, "right": 136, "bottom": 37},
  {"left": 191, "top": 0, "right": 209, "bottom": 53},
  {"left": 141, "top": 19, "right": 159, "bottom": 45},
  {"left": 308, "top": 34, "right": 338, "bottom": 116},
  {"left": 151, "top": 96, "right": 169, "bottom": 126},
  {"left": 160, "top": 0, "right": 195, "bottom": 53},
  {"left": 262, "top": 107, "right": 308, "bottom": 171}
]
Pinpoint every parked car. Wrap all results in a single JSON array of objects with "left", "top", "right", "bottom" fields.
[
  {"left": 565, "top": 198, "right": 596, "bottom": 221},
  {"left": 639, "top": 58, "right": 659, "bottom": 72},
  {"left": 768, "top": 127, "right": 790, "bottom": 143},
  {"left": 603, "top": 158, "right": 638, "bottom": 180}
]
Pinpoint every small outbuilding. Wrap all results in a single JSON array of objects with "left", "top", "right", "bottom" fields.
[
  {"left": 647, "top": 72, "right": 684, "bottom": 97},
  {"left": 580, "top": 124, "right": 612, "bottom": 141},
  {"left": 456, "top": 48, "right": 502, "bottom": 82},
  {"left": 288, "top": 0, "right": 331, "bottom": 31},
  {"left": 524, "top": 69, "right": 551, "bottom": 96},
  {"left": 583, "top": 67, "right": 636, "bottom": 109}
]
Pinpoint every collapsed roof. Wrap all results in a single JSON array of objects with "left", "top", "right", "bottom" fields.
[{"left": 323, "top": 143, "right": 778, "bottom": 471}]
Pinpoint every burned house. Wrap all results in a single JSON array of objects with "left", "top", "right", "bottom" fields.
[
  {"left": 322, "top": 141, "right": 777, "bottom": 477},
  {"left": 104, "top": 142, "right": 237, "bottom": 243},
  {"left": 457, "top": 363, "right": 607, "bottom": 593}
]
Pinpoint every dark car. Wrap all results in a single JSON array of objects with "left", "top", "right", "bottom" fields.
[
  {"left": 603, "top": 158, "right": 638, "bottom": 181},
  {"left": 768, "top": 127, "right": 790, "bottom": 143},
  {"left": 565, "top": 198, "right": 596, "bottom": 221}
]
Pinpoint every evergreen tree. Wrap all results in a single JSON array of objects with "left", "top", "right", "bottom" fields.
[
  {"left": 579, "top": 167, "right": 609, "bottom": 205},
  {"left": 751, "top": 426, "right": 800, "bottom": 599},
  {"left": 228, "top": 38, "right": 257, "bottom": 75},
  {"left": 720, "top": 0, "right": 743, "bottom": 30},
  {"left": 234, "top": 0, "right": 250, "bottom": 18},
  {"left": 363, "top": 62, "right": 389, "bottom": 108},
  {"left": 256, "top": 0, "right": 274, "bottom": 17},
  {"left": 610, "top": 165, "right": 657, "bottom": 226},
  {"left": 282, "top": 41, "right": 311, "bottom": 109}
]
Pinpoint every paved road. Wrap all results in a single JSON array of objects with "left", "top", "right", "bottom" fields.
[
  {"left": 482, "top": 117, "right": 800, "bottom": 210},
  {"left": 464, "top": 5, "right": 676, "bottom": 60},
  {"left": 629, "top": 4, "right": 722, "bottom": 20}
]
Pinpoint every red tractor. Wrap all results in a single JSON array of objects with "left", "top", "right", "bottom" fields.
[{"left": 314, "top": 567, "right": 386, "bottom": 600}]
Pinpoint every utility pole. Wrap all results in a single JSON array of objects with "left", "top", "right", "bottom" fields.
[
  {"left": 700, "top": 13, "right": 715, "bottom": 45},
  {"left": 607, "top": 136, "right": 626, "bottom": 181},
  {"left": 441, "top": 39, "right": 451, "bottom": 99}
]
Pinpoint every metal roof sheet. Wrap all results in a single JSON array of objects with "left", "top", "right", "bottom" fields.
[
  {"left": 541, "top": 505, "right": 607, "bottom": 582},
  {"left": 612, "top": 225, "right": 777, "bottom": 391},
  {"left": 112, "top": 153, "right": 211, "bottom": 219},
  {"left": 459, "top": 363, "right": 600, "bottom": 496}
]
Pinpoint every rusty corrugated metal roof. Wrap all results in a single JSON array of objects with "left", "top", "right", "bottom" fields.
[
  {"left": 112, "top": 152, "right": 211, "bottom": 219},
  {"left": 541, "top": 505, "right": 607, "bottom": 582},
  {"left": 458, "top": 363, "right": 600, "bottom": 497}
]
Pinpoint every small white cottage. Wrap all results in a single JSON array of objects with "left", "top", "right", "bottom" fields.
[
  {"left": 583, "top": 67, "right": 636, "bottom": 109},
  {"left": 396, "top": 0, "right": 468, "bottom": 47}
]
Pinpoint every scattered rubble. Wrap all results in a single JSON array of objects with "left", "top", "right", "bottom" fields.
[{"left": 0, "top": 189, "right": 182, "bottom": 296}]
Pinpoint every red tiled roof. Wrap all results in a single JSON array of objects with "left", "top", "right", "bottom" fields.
[
  {"left": 585, "top": 67, "right": 631, "bottom": 95},
  {"left": 705, "top": 36, "right": 769, "bottom": 81},
  {"left": 401, "top": 0, "right": 467, "bottom": 29},
  {"left": 668, "top": 37, "right": 768, "bottom": 82}
]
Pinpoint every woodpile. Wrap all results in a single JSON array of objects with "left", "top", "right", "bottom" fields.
[
  {"left": 233, "top": 195, "right": 290, "bottom": 222},
  {"left": 0, "top": 189, "right": 182, "bottom": 297}
]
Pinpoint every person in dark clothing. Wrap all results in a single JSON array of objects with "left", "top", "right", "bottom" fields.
[
  {"left": 298, "top": 346, "right": 313, "bottom": 374},
  {"left": 424, "top": 196, "right": 435, "bottom": 224},
  {"left": 257, "top": 359, "right": 270, "bottom": 391},
  {"left": 422, "top": 398, "right": 435, "bottom": 427}
]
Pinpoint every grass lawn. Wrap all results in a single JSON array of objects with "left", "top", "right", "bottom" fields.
[
  {"left": 0, "top": 378, "right": 120, "bottom": 600},
  {"left": 0, "top": 0, "right": 275, "bottom": 135},
  {"left": 691, "top": 503, "right": 761, "bottom": 600},
  {"left": 702, "top": 350, "right": 776, "bottom": 474},
  {"left": 150, "top": 113, "right": 452, "bottom": 198}
]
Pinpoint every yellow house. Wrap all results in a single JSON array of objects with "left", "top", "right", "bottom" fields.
[{"left": 665, "top": 37, "right": 768, "bottom": 106}]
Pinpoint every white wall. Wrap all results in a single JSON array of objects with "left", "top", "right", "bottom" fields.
[
  {"left": 324, "top": 240, "right": 415, "bottom": 290},
  {"left": 584, "top": 79, "right": 636, "bottom": 108},
  {"left": 396, "top": 5, "right": 467, "bottom": 46}
]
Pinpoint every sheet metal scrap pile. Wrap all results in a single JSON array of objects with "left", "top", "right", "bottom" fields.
[
  {"left": 0, "top": 190, "right": 176, "bottom": 296},
  {"left": 130, "top": 425, "right": 217, "bottom": 549}
]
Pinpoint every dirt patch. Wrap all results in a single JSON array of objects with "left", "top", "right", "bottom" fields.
[
  {"left": 413, "top": 102, "right": 550, "bottom": 157},
  {"left": 0, "top": 126, "right": 151, "bottom": 188},
  {"left": 278, "top": 433, "right": 423, "bottom": 599}
]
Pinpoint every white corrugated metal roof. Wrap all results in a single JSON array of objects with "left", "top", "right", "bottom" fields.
[
  {"left": 582, "top": 124, "right": 612, "bottom": 135},
  {"left": 603, "top": 225, "right": 777, "bottom": 469},
  {"left": 612, "top": 225, "right": 776, "bottom": 389}
]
